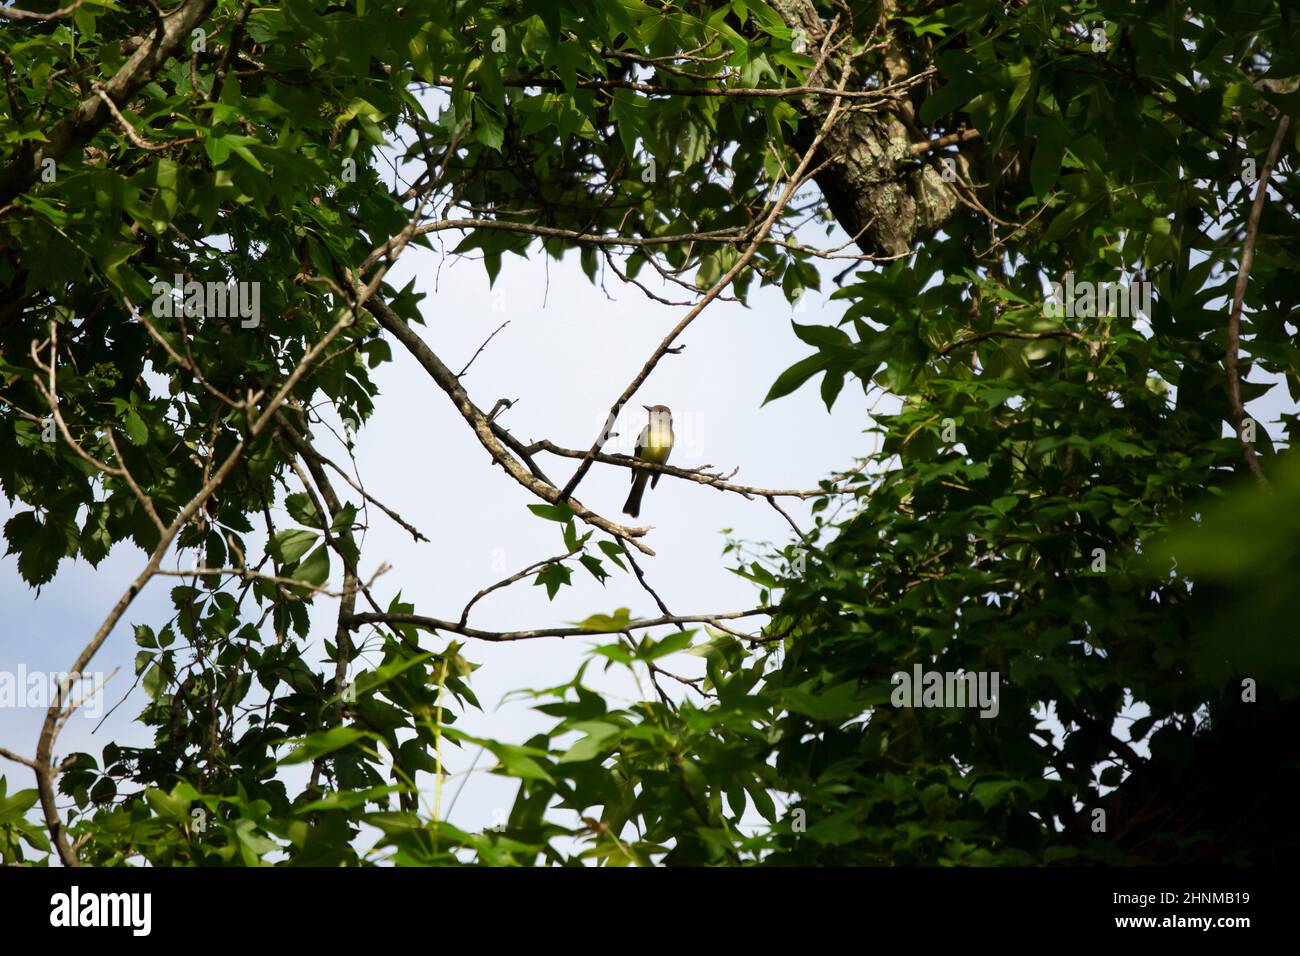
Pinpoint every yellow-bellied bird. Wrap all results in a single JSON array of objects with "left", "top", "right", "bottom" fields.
[{"left": 623, "top": 404, "right": 674, "bottom": 518}]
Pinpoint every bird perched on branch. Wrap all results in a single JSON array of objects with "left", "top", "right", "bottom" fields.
[{"left": 623, "top": 405, "right": 674, "bottom": 518}]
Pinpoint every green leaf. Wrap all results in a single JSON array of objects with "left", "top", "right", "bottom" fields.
[
  {"left": 528, "top": 503, "right": 575, "bottom": 523},
  {"left": 123, "top": 409, "right": 148, "bottom": 446},
  {"left": 781, "top": 681, "right": 861, "bottom": 721},
  {"left": 473, "top": 100, "right": 504, "bottom": 150},
  {"left": 820, "top": 370, "right": 845, "bottom": 410},
  {"left": 142, "top": 662, "right": 167, "bottom": 701},
  {"left": 971, "top": 780, "right": 1020, "bottom": 810},
  {"left": 806, "top": 815, "right": 861, "bottom": 845},
  {"left": 329, "top": 502, "right": 358, "bottom": 535},
  {"left": 590, "top": 642, "right": 633, "bottom": 665},
  {"left": 285, "top": 492, "right": 323, "bottom": 528},
  {"left": 294, "top": 544, "right": 330, "bottom": 587},
  {"left": 0, "top": 787, "right": 39, "bottom": 824},
  {"left": 576, "top": 608, "right": 632, "bottom": 632},
  {"left": 269, "top": 529, "right": 318, "bottom": 564},
  {"left": 764, "top": 353, "right": 827, "bottom": 404},
  {"left": 791, "top": 321, "right": 852, "bottom": 350},
  {"left": 920, "top": 82, "right": 979, "bottom": 125},
  {"left": 557, "top": 721, "right": 622, "bottom": 763},
  {"left": 598, "top": 540, "right": 627, "bottom": 571},
  {"left": 1029, "top": 117, "right": 1068, "bottom": 197},
  {"left": 637, "top": 629, "right": 695, "bottom": 661},
  {"left": 535, "top": 562, "right": 572, "bottom": 599},
  {"left": 281, "top": 727, "right": 374, "bottom": 764},
  {"left": 579, "top": 554, "right": 608, "bottom": 583},
  {"left": 203, "top": 134, "right": 232, "bottom": 166},
  {"left": 144, "top": 785, "right": 190, "bottom": 821}
]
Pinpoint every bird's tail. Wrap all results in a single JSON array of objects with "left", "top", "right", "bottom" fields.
[{"left": 623, "top": 471, "right": 649, "bottom": 518}]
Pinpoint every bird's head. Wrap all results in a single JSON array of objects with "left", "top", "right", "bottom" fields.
[{"left": 643, "top": 404, "right": 672, "bottom": 424}]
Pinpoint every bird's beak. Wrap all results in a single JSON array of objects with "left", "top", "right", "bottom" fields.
[{"left": 642, "top": 405, "right": 652, "bottom": 412}]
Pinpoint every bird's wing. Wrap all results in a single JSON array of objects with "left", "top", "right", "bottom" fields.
[{"left": 631, "top": 424, "right": 649, "bottom": 482}]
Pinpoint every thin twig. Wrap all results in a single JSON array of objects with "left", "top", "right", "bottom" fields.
[
  {"left": 29, "top": 324, "right": 167, "bottom": 533},
  {"left": 767, "top": 495, "right": 811, "bottom": 543},
  {"left": 554, "top": 23, "right": 855, "bottom": 504},
  {"left": 0, "top": 746, "right": 39, "bottom": 771},
  {"left": 458, "top": 548, "right": 581, "bottom": 628},
  {"left": 285, "top": 421, "right": 430, "bottom": 542},
  {"left": 92, "top": 86, "right": 194, "bottom": 151},
  {"left": 457, "top": 321, "right": 510, "bottom": 378},
  {"left": 1226, "top": 115, "right": 1290, "bottom": 484}
]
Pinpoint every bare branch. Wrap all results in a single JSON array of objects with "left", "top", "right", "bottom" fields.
[
  {"left": 554, "top": 24, "right": 856, "bottom": 504},
  {"left": 154, "top": 563, "right": 390, "bottom": 599},
  {"left": 362, "top": 219, "right": 747, "bottom": 275},
  {"left": 33, "top": 305, "right": 355, "bottom": 866},
  {"left": 0, "top": 0, "right": 216, "bottom": 206},
  {"left": 0, "top": 0, "right": 87, "bottom": 21},
  {"left": 422, "top": 67, "right": 933, "bottom": 102},
  {"left": 457, "top": 320, "right": 510, "bottom": 378},
  {"left": 458, "top": 548, "right": 581, "bottom": 629},
  {"left": 280, "top": 417, "right": 429, "bottom": 543},
  {"left": 1226, "top": 114, "right": 1290, "bottom": 485},
  {"left": 364, "top": 294, "right": 657, "bottom": 555},
  {"left": 0, "top": 745, "right": 39, "bottom": 771},
  {"left": 767, "top": 495, "right": 811, "bottom": 543},
  {"left": 29, "top": 324, "right": 167, "bottom": 534},
  {"left": 92, "top": 85, "right": 194, "bottom": 151},
  {"left": 527, "top": 438, "right": 847, "bottom": 499},
  {"left": 623, "top": 550, "right": 715, "bottom": 700},
  {"left": 347, "top": 607, "right": 773, "bottom": 643},
  {"left": 910, "top": 127, "right": 981, "bottom": 155}
]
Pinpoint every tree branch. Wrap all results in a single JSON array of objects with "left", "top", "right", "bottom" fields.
[
  {"left": 457, "top": 547, "right": 580, "bottom": 629},
  {"left": 424, "top": 69, "right": 930, "bottom": 102},
  {"left": 347, "top": 608, "right": 773, "bottom": 643},
  {"left": 554, "top": 24, "right": 855, "bottom": 504},
  {"left": 0, "top": 0, "right": 87, "bottom": 21},
  {"left": 364, "top": 294, "right": 657, "bottom": 555},
  {"left": 527, "top": 438, "right": 846, "bottom": 499},
  {"left": 0, "top": 0, "right": 216, "bottom": 206},
  {"left": 1226, "top": 114, "right": 1290, "bottom": 485}
]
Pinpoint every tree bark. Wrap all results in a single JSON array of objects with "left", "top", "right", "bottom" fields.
[{"left": 771, "top": 0, "right": 968, "bottom": 257}]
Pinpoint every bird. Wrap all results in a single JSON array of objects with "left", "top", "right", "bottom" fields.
[{"left": 623, "top": 404, "right": 674, "bottom": 518}]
